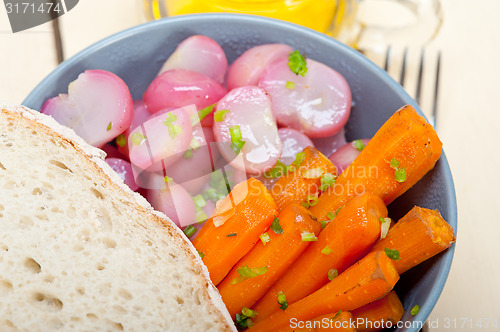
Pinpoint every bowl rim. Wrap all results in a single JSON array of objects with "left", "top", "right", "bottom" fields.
[{"left": 23, "top": 13, "right": 457, "bottom": 328}]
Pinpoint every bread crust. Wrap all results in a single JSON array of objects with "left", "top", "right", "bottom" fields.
[{"left": 0, "top": 103, "right": 236, "bottom": 331}]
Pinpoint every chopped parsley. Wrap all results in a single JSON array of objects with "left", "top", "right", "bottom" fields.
[
  {"left": 183, "top": 225, "right": 196, "bottom": 238},
  {"left": 288, "top": 50, "right": 308, "bottom": 76},
  {"left": 389, "top": 158, "right": 407, "bottom": 182},
  {"left": 130, "top": 132, "right": 146, "bottom": 145},
  {"left": 214, "top": 109, "right": 230, "bottom": 122},
  {"left": 301, "top": 231, "right": 318, "bottom": 242},
  {"left": 285, "top": 81, "right": 295, "bottom": 89},
  {"left": 229, "top": 125, "right": 246, "bottom": 155},
  {"left": 270, "top": 216, "right": 284, "bottom": 234},
  {"left": 411, "top": 305, "right": 420, "bottom": 316},
  {"left": 277, "top": 291, "right": 288, "bottom": 310},
  {"left": 259, "top": 232, "right": 271, "bottom": 245},
  {"left": 328, "top": 268, "right": 338, "bottom": 281},
  {"left": 321, "top": 245, "right": 333, "bottom": 255},
  {"left": 231, "top": 265, "right": 268, "bottom": 285},
  {"left": 115, "top": 134, "right": 126, "bottom": 147},
  {"left": 384, "top": 248, "right": 401, "bottom": 261},
  {"left": 352, "top": 139, "right": 365, "bottom": 151}
]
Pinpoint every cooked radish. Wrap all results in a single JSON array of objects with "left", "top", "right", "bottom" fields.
[
  {"left": 116, "top": 100, "right": 153, "bottom": 157},
  {"left": 259, "top": 58, "right": 351, "bottom": 138},
  {"left": 159, "top": 35, "right": 228, "bottom": 84},
  {"left": 226, "top": 44, "right": 293, "bottom": 90},
  {"left": 102, "top": 144, "right": 126, "bottom": 160},
  {"left": 147, "top": 178, "right": 196, "bottom": 227},
  {"left": 143, "top": 69, "right": 227, "bottom": 128},
  {"left": 105, "top": 158, "right": 139, "bottom": 191},
  {"left": 329, "top": 139, "right": 371, "bottom": 174},
  {"left": 213, "top": 86, "right": 281, "bottom": 175},
  {"left": 278, "top": 127, "right": 314, "bottom": 165},
  {"left": 128, "top": 105, "right": 194, "bottom": 172},
  {"left": 41, "top": 69, "right": 133, "bottom": 147},
  {"left": 311, "top": 127, "right": 347, "bottom": 157}
]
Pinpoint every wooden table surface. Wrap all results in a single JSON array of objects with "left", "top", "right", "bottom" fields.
[{"left": 1, "top": 1, "right": 499, "bottom": 330}]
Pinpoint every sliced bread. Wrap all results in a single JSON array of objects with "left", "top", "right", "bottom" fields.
[{"left": 0, "top": 104, "right": 235, "bottom": 332}]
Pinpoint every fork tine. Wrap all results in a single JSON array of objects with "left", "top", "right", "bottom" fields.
[
  {"left": 432, "top": 51, "right": 442, "bottom": 129},
  {"left": 384, "top": 46, "right": 391, "bottom": 72},
  {"left": 415, "top": 49, "right": 425, "bottom": 105},
  {"left": 399, "top": 47, "right": 408, "bottom": 85}
]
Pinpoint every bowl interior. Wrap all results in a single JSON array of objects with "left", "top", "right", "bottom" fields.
[{"left": 23, "top": 14, "right": 456, "bottom": 331}]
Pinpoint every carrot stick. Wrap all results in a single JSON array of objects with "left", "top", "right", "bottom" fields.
[
  {"left": 351, "top": 291, "right": 404, "bottom": 332},
  {"left": 275, "top": 311, "right": 355, "bottom": 331},
  {"left": 193, "top": 178, "right": 278, "bottom": 285},
  {"left": 252, "top": 192, "right": 387, "bottom": 321},
  {"left": 310, "top": 105, "right": 442, "bottom": 221},
  {"left": 370, "top": 206, "right": 456, "bottom": 274},
  {"left": 271, "top": 146, "right": 337, "bottom": 211},
  {"left": 249, "top": 251, "right": 400, "bottom": 332},
  {"left": 217, "top": 203, "right": 321, "bottom": 318}
]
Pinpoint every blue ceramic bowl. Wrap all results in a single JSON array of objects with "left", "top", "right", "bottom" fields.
[{"left": 24, "top": 14, "right": 456, "bottom": 331}]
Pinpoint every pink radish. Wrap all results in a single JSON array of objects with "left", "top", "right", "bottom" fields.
[
  {"left": 101, "top": 144, "right": 126, "bottom": 160},
  {"left": 147, "top": 178, "right": 196, "bottom": 228},
  {"left": 159, "top": 35, "right": 228, "bottom": 84},
  {"left": 143, "top": 68, "right": 227, "bottom": 127},
  {"left": 226, "top": 44, "right": 293, "bottom": 90},
  {"left": 259, "top": 58, "right": 351, "bottom": 138},
  {"left": 164, "top": 127, "right": 219, "bottom": 195},
  {"left": 128, "top": 105, "right": 194, "bottom": 173},
  {"left": 311, "top": 127, "right": 347, "bottom": 157},
  {"left": 278, "top": 127, "right": 314, "bottom": 165},
  {"left": 41, "top": 69, "right": 133, "bottom": 147},
  {"left": 328, "top": 138, "right": 370, "bottom": 174},
  {"left": 105, "top": 158, "right": 139, "bottom": 191},
  {"left": 116, "top": 100, "right": 153, "bottom": 157},
  {"left": 213, "top": 86, "right": 281, "bottom": 175}
]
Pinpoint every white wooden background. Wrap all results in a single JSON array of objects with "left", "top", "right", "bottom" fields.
[{"left": 1, "top": 1, "right": 499, "bottom": 330}]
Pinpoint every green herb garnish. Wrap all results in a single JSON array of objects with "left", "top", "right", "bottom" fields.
[
  {"left": 302, "top": 167, "right": 324, "bottom": 179},
  {"left": 235, "top": 307, "right": 257, "bottom": 330},
  {"left": 163, "top": 113, "right": 182, "bottom": 139},
  {"left": 227, "top": 233, "right": 237, "bottom": 237},
  {"left": 285, "top": 81, "right": 295, "bottom": 89},
  {"left": 131, "top": 132, "right": 146, "bottom": 145},
  {"left": 270, "top": 216, "right": 284, "bottom": 234},
  {"left": 106, "top": 121, "right": 112, "bottom": 131},
  {"left": 197, "top": 250, "right": 205, "bottom": 259},
  {"left": 164, "top": 176, "right": 173, "bottom": 183},
  {"left": 321, "top": 245, "right": 333, "bottom": 255},
  {"left": 326, "top": 211, "right": 336, "bottom": 220},
  {"left": 231, "top": 265, "right": 268, "bottom": 285},
  {"left": 319, "top": 172, "right": 336, "bottom": 191},
  {"left": 352, "top": 139, "right": 365, "bottom": 151},
  {"left": 411, "top": 305, "right": 420, "bottom": 316},
  {"left": 192, "top": 104, "right": 215, "bottom": 125},
  {"left": 183, "top": 225, "right": 196, "bottom": 238},
  {"left": 277, "top": 291, "right": 288, "bottom": 310},
  {"left": 115, "top": 134, "right": 126, "bottom": 147},
  {"left": 193, "top": 194, "right": 207, "bottom": 209},
  {"left": 328, "top": 268, "right": 338, "bottom": 281},
  {"left": 288, "top": 50, "right": 308, "bottom": 76},
  {"left": 332, "top": 310, "right": 342, "bottom": 320},
  {"left": 380, "top": 217, "right": 391, "bottom": 239},
  {"left": 259, "top": 232, "right": 271, "bottom": 245},
  {"left": 301, "top": 231, "right": 318, "bottom": 242},
  {"left": 384, "top": 248, "right": 401, "bottom": 261},
  {"left": 264, "top": 160, "right": 288, "bottom": 179},
  {"left": 229, "top": 125, "right": 246, "bottom": 155},
  {"left": 389, "top": 158, "right": 407, "bottom": 182},
  {"left": 214, "top": 109, "right": 230, "bottom": 122}
]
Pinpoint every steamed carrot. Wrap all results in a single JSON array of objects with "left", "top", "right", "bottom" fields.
[
  {"left": 275, "top": 311, "right": 355, "bottom": 331},
  {"left": 249, "top": 251, "right": 400, "bottom": 332},
  {"left": 310, "top": 105, "right": 442, "bottom": 221},
  {"left": 193, "top": 178, "right": 278, "bottom": 285},
  {"left": 370, "top": 206, "right": 456, "bottom": 274},
  {"left": 218, "top": 204, "right": 321, "bottom": 318},
  {"left": 271, "top": 146, "right": 337, "bottom": 211},
  {"left": 252, "top": 192, "right": 387, "bottom": 321},
  {"left": 351, "top": 291, "right": 404, "bottom": 332}
]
